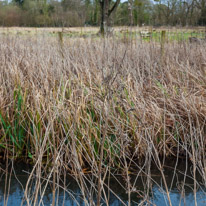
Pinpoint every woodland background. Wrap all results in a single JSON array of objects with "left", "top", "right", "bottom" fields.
[{"left": 0, "top": 0, "right": 205, "bottom": 27}]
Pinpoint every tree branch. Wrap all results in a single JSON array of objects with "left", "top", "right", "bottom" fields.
[{"left": 108, "top": 0, "right": 120, "bottom": 17}]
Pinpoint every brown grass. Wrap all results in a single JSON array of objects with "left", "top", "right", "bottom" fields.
[{"left": 0, "top": 33, "right": 205, "bottom": 205}]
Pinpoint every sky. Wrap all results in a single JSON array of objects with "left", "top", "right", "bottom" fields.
[{"left": 121, "top": 0, "right": 156, "bottom": 3}]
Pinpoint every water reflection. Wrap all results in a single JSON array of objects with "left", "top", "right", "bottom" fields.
[{"left": 0, "top": 163, "right": 205, "bottom": 206}]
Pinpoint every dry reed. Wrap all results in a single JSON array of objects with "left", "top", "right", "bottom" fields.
[{"left": 0, "top": 33, "right": 205, "bottom": 205}]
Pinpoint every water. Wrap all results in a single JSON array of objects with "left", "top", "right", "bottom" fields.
[{"left": 0, "top": 162, "right": 205, "bottom": 206}]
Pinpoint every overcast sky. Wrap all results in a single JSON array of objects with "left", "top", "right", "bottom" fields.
[
  {"left": 122, "top": 0, "right": 154, "bottom": 2},
  {"left": 121, "top": 0, "right": 156, "bottom": 2}
]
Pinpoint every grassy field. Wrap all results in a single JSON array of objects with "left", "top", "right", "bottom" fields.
[
  {"left": 0, "top": 26, "right": 205, "bottom": 40},
  {"left": 0, "top": 27, "right": 206, "bottom": 205}
]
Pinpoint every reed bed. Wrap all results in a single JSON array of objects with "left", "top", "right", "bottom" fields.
[{"left": 0, "top": 34, "right": 206, "bottom": 205}]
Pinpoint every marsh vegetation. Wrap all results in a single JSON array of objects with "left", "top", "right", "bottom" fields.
[{"left": 0, "top": 28, "right": 206, "bottom": 205}]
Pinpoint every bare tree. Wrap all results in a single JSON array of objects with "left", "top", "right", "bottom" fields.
[
  {"left": 99, "top": 0, "right": 120, "bottom": 35},
  {"left": 195, "top": 0, "right": 206, "bottom": 25}
]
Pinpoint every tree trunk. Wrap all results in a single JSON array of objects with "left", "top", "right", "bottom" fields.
[
  {"left": 100, "top": 0, "right": 109, "bottom": 35},
  {"left": 128, "top": 0, "right": 133, "bottom": 26},
  {"left": 99, "top": 0, "right": 120, "bottom": 36}
]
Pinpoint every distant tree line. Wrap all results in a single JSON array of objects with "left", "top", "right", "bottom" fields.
[{"left": 0, "top": 0, "right": 205, "bottom": 27}]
